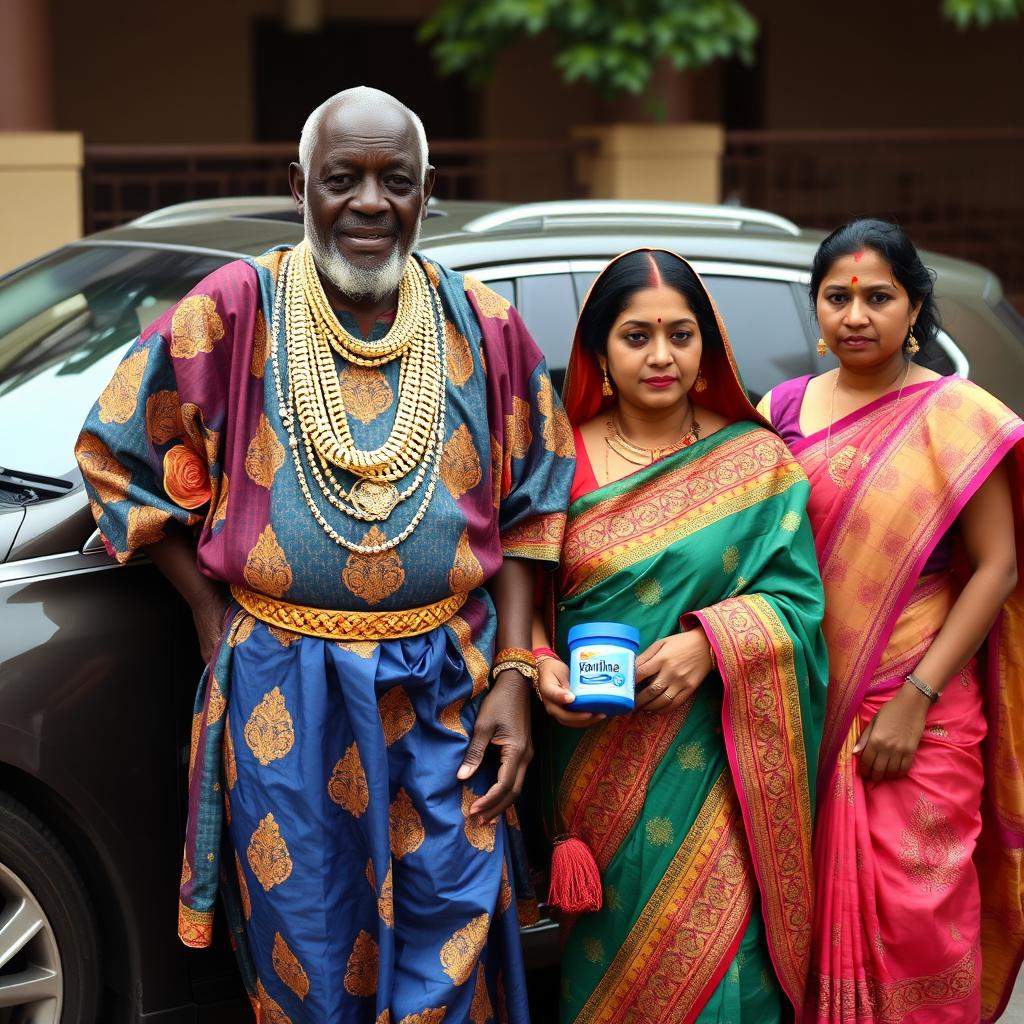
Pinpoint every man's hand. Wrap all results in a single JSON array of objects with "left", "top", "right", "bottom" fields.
[
  {"left": 634, "top": 629, "right": 713, "bottom": 712},
  {"left": 192, "top": 591, "right": 230, "bottom": 665},
  {"left": 457, "top": 671, "right": 533, "bottom": 824},
  {"left": 853, "top": 686, "right": 928, "bottom": 782},
  {"left": 537, "top": 656, "right": 605, "bottom": 728}
]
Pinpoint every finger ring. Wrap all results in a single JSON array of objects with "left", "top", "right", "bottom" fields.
[{"left": 664, "top": 691, "right": 675, "bottom": 701}]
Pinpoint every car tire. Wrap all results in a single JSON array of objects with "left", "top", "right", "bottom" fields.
[{"left": 0, "top": 793, "right": 101, "bottom": 1024}]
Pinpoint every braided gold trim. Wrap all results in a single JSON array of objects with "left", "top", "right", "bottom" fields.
[{"left": 230, "top": 585, "right": 466, "bottom": 641}]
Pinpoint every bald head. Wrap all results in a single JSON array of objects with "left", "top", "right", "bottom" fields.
[{"left": 298, "top": 87, "right": 429, "bottom": 179}]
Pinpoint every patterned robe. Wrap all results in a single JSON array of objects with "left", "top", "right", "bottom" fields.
[{"left": 76, "top": 248, "right": 574, "bottom": 1023}]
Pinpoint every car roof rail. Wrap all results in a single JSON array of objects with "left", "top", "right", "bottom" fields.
[{"left": 462, "top": 200, "right": 802, "bottom": 237}]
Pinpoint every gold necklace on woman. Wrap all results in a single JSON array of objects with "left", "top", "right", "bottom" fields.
[
  {"left": 824, "top": 359, "right": 912, "bottom": 487},
  {"left": 269, "top": 249, "right": 448, "bottom": 554},
  {"left": 604, "top": 408, "right": 701, "bottom": 468}
]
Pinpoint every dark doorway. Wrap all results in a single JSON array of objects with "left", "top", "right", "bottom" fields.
[
  {"left": 252, "top": 19, "right": 478, "bottom": 143},
  {"left": 721, "top": 37, "right": 765, "bottom": 130}
]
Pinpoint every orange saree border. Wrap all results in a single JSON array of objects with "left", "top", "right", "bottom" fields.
[
  {"left": 573, "top": 774, "right": 755, "bottom": 1024},
  {"left": 559, "top": 707, "right": 691, "bottom": 871},
  {"left": 501, "top": 511, "right": 566, "bottom": 561},
  {"left": 697, "top": 594, "right": 813, "bottom": 1009},
  {"left": 559, "top": 430, "right": 803, "bottom": 598}
]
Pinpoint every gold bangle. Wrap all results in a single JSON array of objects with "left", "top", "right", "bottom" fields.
[
  {"left": 494, "top": 646, "right": 536, "bottom": 668},
  {"left": 491, "top": 659, "right": 540, "bottom": 685}
]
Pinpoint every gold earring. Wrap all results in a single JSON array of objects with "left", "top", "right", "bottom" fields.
[
  {"left": 601, "top": 364, "right": 614, "bottom": 397},
  {"left": 817, "top": 338, "right": 828, "bottom": 357},
  {"left": 693, "top": 367, "right": 707, "bottom": 393},
  {"left": 906, "top": 327, "right": 920, "bottom": 356}
]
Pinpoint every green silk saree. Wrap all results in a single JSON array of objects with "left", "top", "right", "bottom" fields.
[{"left": 550, "top": 421, "right": 828, "bottom": 1023}]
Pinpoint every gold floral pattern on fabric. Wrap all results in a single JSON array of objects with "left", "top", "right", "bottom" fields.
[
  {"left": 340, "top": 365, "right": 394, "bottom": 425},
  {"left": 170, "top": 294, "right": 225, "bottom": 359},
  {"left": 163, "top": 443, "right": 211, "bottom": 509},
  {"left": 500, "top": 514, "right": 565, "bottom": 561},
  {"left": 898, "top": 796, "right": 967, "bottom": 892},
  {"left": 505, "top": 805, "right": 521, "bottom": 830},
  {"left": 245, "top": 414, "right": 286, "bottom": 489},
  {"left": 378, "top": 686, "right": 415, "bottom": 747},
  {"left": 813, "top": 943, "right": 978, "bottom": 1023},
  {"left": 490, "top": 434, "right": 502, "bottom": 509},
  {"left": 187, "top": 711, "right": 201, "bottom": 785},
  {"left": 446, "top": 322, "right": 474, "bottom": 387},
  {"left": 583, "top": 937, "right": 605, "bottom": 965},
  {"left": 440, "top": 913, "right": 490, "bottom": 984},
  {"left": 212, "top": 470, "right": 229, "bottom": 527},
  {"left": 206, "top": 675, "right": 226, "bottom": 724},
  {"left": 342, "top": 528, "right": 405, "bottom": 606},
  {"left": 537, "top": 373, "right": 573, "bottom": 457},
  {"left": 273, "top": 931, "right": 310, "bottom": 1002},
  {"left": 634, "top": 578, "right": 662, "bottom": 606},
  {"left": 227, "top": 611, "right": 256, "bottom": 647},
  {"left": 677, "top": 742, "right": 706, "bottom": 771},
  {"left": 126, "top": 505, "right": 167, "bottom": 550},
  {"left": 256, "top": 979, "right": 292, "bottom": 1024},
  {"left": 398, "top": 1010, "right": 446, "bottom": 1024},
  {"left": 343, "top": 930, "right": 379, "bottom": 997},
  {"left": 255, "top": 251, "right": 284, "bottom": 276},
  {"left": 268, "top": 625, "right": 301, "bottom": 647},
  {"left": 423, "top": 261, "right": 441, "bottom": 288},
  {"left": 337, "top": 640, "right": 379, "bottom": 658},
  {"left": 379, "top": 863, "right": 394, "bottom": 927},
  {"left": 449, "top": 529, "right": 485, "bottom": 594},
  {"left": 235, "top": 852, "right": 251, "bottom": 920},
  {"left": 780, "top": 510, "right": 802, "bottom": 532},
  {"left": 470, "top": 965, "right": 493, "bottom": 1024},
  {"left": 505, "top": 397, "right": 533, "bottom": 460},
  {"left": 645, "top": 817, "right": 674, "bottom": 846},
  {"left": 247, "top": 813, "right": 293, "bottom": 892},
  {"left": 464, "top": 276, "right": 510, "bottom": 321},
  {"left": 181, "top": 857, "right": 192, "bottom": 886},
  {"left": 146, "top": 389, "right": 185, "bottom": 444},
  {"left": 722, "top": 546, "right": 740, "bottom": 574},
  {"left": 180, "top": 402, "right": 219, "bottom": 467},
  {"left": 244, "top": 687, "right": 295, "bottom": 766},
  {"left": 244, "top": 526, "right": 293, "bottom": 598},
  {"left": 389, "top": 787, "right": 426, "bottom": 859},
  {"left": 462, "top": 787, "right": 496, "bottom": 852},
  {"left": 441, "top": 424, "right": 483, "bottom": 499},
  {"left": 499, "top": 859, "right": 512, "bottom": 913},
  {"left": 75, "top": 431, "right": 132, "bottom": 506},
  {"left": 250, "top": 308, "right": 268, "bottom": 379},
  {"left": 446, "top": 615, "right": 490, "bottom": 696},
  {"left": 178, "top": 901, "right": 213, "bottom": 948},
  {"left": 439, "top": 699, "right": 467, "bottom": 737},
  {"left": 98, "top": 347, "right": 149, "bottom": 424},
  {"left": 328, "top": 743, "right": 370, "bottom": 816}
]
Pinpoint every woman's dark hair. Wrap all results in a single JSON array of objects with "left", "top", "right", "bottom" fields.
[
  {"left": 579, "top": 250, "right": 723, "bottom": 356},
  {"left": 809, "top": 219, "right": 941, "bottom": 353}
]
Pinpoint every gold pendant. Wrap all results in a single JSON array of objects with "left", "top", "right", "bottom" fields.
[{"left": 348, "top": 479, "right": 399, "bottom": 520}]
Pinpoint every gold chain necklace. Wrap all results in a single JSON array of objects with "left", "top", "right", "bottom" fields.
[
  {"left": 604, "top": 409, "right": 700, "bottom": 467},
  {"left": 285, "top": 240, "right": 441, "bottom": 484},
  {"left": 825, "top": 360, "right": 912, "bottom": 487},
  {"left": 269, "top": 251, "right": 448, "bottom": 553}
]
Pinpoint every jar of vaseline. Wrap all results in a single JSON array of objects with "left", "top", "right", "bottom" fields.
[{"left": 567, "top": 622, "right": 641, "bottom": 715}]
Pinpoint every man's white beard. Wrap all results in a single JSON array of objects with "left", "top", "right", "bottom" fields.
[{"left": 303, "top": 204, "right": 420, "bottom": 303}]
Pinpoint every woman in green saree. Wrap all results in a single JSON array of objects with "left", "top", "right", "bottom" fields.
[{"left": 533, "top": 250, "right": 828, "bottom": 1023}]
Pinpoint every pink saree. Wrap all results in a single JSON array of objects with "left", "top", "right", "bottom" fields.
[{"left": 766, "top": 375, "right": 1024, "bottom": 1023}]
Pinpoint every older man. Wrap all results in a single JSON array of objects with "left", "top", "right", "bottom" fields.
[{"left": 75, "top": 87, "right": 573, "bottom": 1023}]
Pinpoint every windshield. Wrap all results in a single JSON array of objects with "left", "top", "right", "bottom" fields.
[{"left": 0, "top": 245, "right": 230, "bottom": 479}]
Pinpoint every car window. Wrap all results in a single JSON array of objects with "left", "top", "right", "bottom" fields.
[
  {"left": 0, "top": 245, "right": 229, "bottom": 480},
  {"left": 485, "top": 279, "right": 515, "bottom": 306},
  {"left": 514, "top": 274, "right": 577, "bottom": 380}
]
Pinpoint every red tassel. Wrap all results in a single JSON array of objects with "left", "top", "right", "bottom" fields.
[{"left": 547, "top": 835, "right": 603, "bottom": 913}]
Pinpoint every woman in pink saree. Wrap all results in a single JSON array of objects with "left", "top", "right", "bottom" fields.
[{"left": 759, "top": 219, "right": 1024, "bottom": 1023}]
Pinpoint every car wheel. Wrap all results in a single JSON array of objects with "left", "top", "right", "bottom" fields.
[{"left": 0, "top": 794, "right": 100, "bottom": 1023}]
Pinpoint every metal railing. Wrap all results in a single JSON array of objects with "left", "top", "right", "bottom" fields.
[
  {"left": 83, "top": 139, "right": 591, "bottom": 233},
  {"left": 723, "top": 127, "right": 1024, "bottom": 303}
]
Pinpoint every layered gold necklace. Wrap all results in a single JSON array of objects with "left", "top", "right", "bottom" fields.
[
  {"left": 604, "top": 409, "right": 700, "bottom": 467},
  {"left": 269, "top": 243, "right": 447, "bottom": 554}
]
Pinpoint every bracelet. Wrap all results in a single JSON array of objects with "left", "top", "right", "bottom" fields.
[
  {"left": 491, "top": 659, "right": 540, "bottom": 685},
  {"left": 904, "top": 672, "right": 939, "bottom": 704},
  {"left": 495, "top": 647, "right": 536, "bottom": 668},
  {"left": 708, "top": 639, "right": 717, "bottom": 672},
  {"left": 532, "top": 646, "right": 559, "bottom": 661}
]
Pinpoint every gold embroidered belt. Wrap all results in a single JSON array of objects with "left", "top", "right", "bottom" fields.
[{"left": 230, "top": 585, "right": 466, "bottom": 641}]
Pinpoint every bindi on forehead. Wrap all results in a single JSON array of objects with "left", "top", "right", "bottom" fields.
[{"left": 853, "top": 250, "right": 865, "bottom": 263}]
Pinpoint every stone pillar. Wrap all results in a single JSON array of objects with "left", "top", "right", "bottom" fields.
[
  {"left": 0, "top": 133, "right": 83, "bottom": 274},
  {"left": 572, "top": 123, "right": 725, "bottom": 204},
  {"left": 0, "top": 0, "right": 54, "bottom": 130}
]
